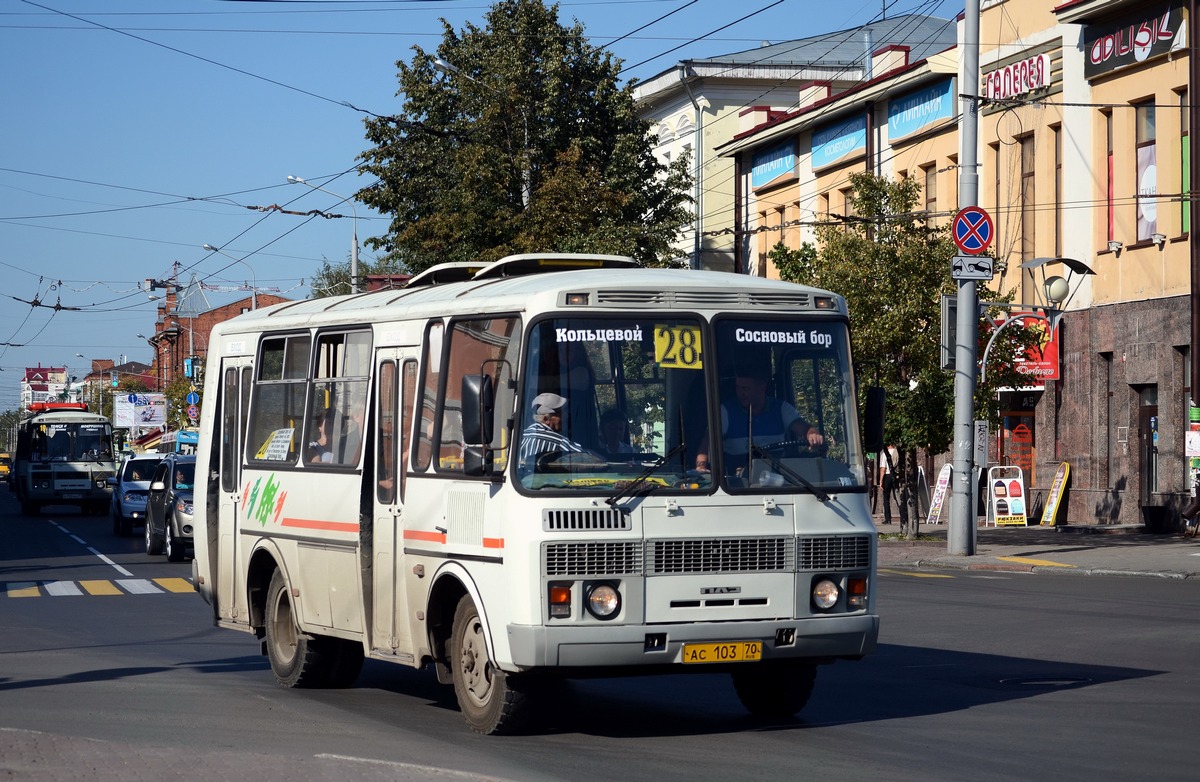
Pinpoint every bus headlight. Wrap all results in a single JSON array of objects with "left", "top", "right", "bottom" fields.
[
  {"left": 585, "top": 583, "right": 621, "bottom": 620},
  {"left": 812, "top": 578, "right": 840, "bottom": 611}
]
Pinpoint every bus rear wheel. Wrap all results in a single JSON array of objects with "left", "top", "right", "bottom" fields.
[
  {"left": 264, "top": 569, "right": 328, "bottom": 688},
  {"left": 450, "top": 595, "right": 530, "bottom": 735},
  {"left": 731, "top": 661, "right": 818, "bottom": 719}
]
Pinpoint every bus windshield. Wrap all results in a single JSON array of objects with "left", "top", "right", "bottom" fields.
[
  {"left": 32, "top": 422, "right": 113, "bottom": 462},
  {"left": 516, "top": 315, "right": 865, "bottom": 493}
]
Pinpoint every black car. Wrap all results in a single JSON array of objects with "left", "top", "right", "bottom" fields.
[{"left": 145, "top": 454, "right": 195, "bottom": 562}]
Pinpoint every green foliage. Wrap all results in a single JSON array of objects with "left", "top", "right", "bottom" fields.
[
  {"left": 771, "top": 171, "right": 1037, "bottom": 456},
  {"left": 357, "top": 0, "right": 692, "bottom": 274}
]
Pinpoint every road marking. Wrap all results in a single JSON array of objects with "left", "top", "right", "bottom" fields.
[
  {"left": 3, "top": 579, "right": 193, "bottom": 596},
  {"left": 44, "top": 581, "right": 83, "bottom": 596},
  {"left": 7, "top": 582, "right": 41, "bottom": 598},
  {"left": 996, "top": 556, "right": 1077, "bottom": 568},
  {"left": 117, "top": 578, "right": 163, "bottom": 594},
  {"left": 81, "top": 579, "right": 123, "bottom": 595},
  {"left": 879, "top": 568, "right": 955, "bottom": 578},
  {"left": 154, "top": 577, "right": 194, "bottom": 593}
]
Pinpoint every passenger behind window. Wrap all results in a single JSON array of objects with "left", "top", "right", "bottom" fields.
[{"left": 307, "top": 409, "right": 336, "bottom": 464}]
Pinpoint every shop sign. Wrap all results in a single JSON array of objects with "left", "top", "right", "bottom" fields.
[
  {"left": 983, "top": 53, "right": 1052, "bottom": 102},
  {"left": 988, "top": 466, "right": 1028, "bottom": 527},
  {"left": 751, "top": 139, "right": 797, "bottom": 190},
  {"left": 1083, "top": 1, "right": 1186, "bottom": 79},
  {"left": 811, "top": 115, "right": 866, "bottom": 171},
  {"left": 888, "top": 77, "right": 955, "bottom": 141},
  {"left": 996, "top": 312, "right": 1060, "bottom": 386}
]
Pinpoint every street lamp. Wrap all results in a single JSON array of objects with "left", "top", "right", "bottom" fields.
[
  {"left": 432, "top": 57, "right": 531, "bottom": 209},
  {"left": 202, "top": 244, "right": 258, "bottom": 309},
  {"left": 287, "top": 176, "right": 360, "bottom": 294},
  {"left": 136, "top": 333, "right": 162, "bottom": 391}
]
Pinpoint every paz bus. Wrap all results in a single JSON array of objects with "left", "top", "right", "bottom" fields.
[
  {"left": 192, "top": 254, "right": 881, "bottom": 734},
  {"left": 12, "top": 401, "right": 116, "bottom": 516}
]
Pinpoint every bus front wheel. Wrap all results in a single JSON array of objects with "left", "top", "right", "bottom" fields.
[
  {"left": 731, "top": 661, "right": 817, "bottom": 719},
  {"left": 450, "top": 595, "right": 530, "bottom": 735},
  {"left": 265, "top": 569, "right": 327, "bottom": 688}
]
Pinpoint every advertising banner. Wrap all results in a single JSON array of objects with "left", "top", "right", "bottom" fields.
[
  {"left": 114, "top": 393, "right": 167, "bottom": 428},
  {"left": 1040, "top": 462, "right": 1070, "bottom": 526},
  {"left": 988, "top": 466, "right": 1028, "bottom": 526}
]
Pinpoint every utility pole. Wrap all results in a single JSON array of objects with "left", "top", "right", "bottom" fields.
[{"left": 948, "top": 0, "right": 982, "bottom": 555}]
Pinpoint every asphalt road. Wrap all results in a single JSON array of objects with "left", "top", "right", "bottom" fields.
[{"left": 2, "top": 491, "right": 1198, "bottom": 781}]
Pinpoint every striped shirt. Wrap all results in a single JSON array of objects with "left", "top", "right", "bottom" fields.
[{"left": 519, "top": 421, "right": 584, "bottom": 464}]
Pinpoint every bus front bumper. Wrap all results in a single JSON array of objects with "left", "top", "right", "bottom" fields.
[{"left": 505, "top": 614, "right": 879, "bottom": 670}]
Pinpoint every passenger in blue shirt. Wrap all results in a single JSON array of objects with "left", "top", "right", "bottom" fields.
[{"left": 694, "top": 366, "right": 823, "bottom": 474}]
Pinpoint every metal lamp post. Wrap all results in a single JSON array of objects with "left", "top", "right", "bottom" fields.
[
  {"left": 201, "top": 244, "right": 258, "bottom": 309},
  {"left": 286, "top": 176, "right": 360, "bottom": 294}
]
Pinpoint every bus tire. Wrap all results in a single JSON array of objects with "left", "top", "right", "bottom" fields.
[
  {"left": 731, "top": 661, "right": 817, "bottom": 719},
  {"left": 450, "top": 595, "right": 530, "bottom": 735},
  {"left": 264, "top": 569, "right": 327, "bottom": 688},
  {"left": 21, "top": 501, "right": 39, "bottom": 516}
]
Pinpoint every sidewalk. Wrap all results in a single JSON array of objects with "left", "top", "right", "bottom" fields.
[{"left": 875, "top": 520, "right": 1200, "bottom": 579}]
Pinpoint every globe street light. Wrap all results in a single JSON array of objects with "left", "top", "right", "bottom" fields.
[
  {"left": 287, "top": 175, "right": 360, "bottom": 294},
  {"left": 202, "top": 244, "right": 258, "bottom": 309}
]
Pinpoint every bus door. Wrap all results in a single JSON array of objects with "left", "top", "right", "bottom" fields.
[
  {"left": 370, "top": 348, "right": 418, "bottom": 657},
  {"left": 216, "top": 356, "right": 254, "bottom": 622}
]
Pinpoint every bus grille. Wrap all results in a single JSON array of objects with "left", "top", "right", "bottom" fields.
[
  {"left": 647, "top": 537, "right": 795, "bottom": 574},
  {"left": 797, "top": 535, "right": 872, "bottom": 571},
  {"left": 543, "top": 508, "right": 630, "bottom": 531},
  {"left": 543, "top": 541, "right": 643, "bottom": 576}
]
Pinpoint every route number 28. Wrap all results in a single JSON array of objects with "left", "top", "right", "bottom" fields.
[{"left": 654, "top": 325, "right": 703, "bottom": 369}]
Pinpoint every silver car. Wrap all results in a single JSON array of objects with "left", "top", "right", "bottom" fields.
[
  {"left": 145, "top": 454, "right": 195, "bottom": 563},
  {"left": 108, "top": 454, "right": 164, "bottom": 537}
]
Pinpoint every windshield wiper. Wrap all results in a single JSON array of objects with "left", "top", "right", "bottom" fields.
[
  {"left": 605, "top": 442, "right": 687, "bottom": 507},
  {"left": 749, "top": 444, "right": 831, "bottom": 502}
]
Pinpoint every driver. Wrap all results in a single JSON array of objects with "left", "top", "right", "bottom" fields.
[
  {"left": 695, "top": 365, "right": 823, "bottom": 473},
  {"left": 519, "top": 392, "right": 584, "bottom": 467}
]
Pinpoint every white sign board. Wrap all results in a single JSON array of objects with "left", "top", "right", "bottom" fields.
[
  {"left": 113, "top": 393, "right": 167, "bottom": 428},
  {"left": 987, "top": 466, "right": 1028, "bottom": 526}
]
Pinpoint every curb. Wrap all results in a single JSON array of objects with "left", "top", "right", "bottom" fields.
[{"left": 881, "top": 559, "right": 1193, "bottom": 579}]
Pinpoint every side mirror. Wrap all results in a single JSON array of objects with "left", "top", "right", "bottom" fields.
[
  {"left": 863, "top": 386, "right": 885, "bottom": 454},
  {"left": 461, "top": 374, "right": 495, "bottom": 445},
  {"left": 462, "top": 446, "right": 494, "bottom": 477}
]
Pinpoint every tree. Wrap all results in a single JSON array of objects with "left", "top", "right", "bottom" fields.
[
  {"left": 357, "top": 0, "right": 692, "bottom": 274},
  {"left": 771, "top": 172, "right": 1035, "bottom": 536}
]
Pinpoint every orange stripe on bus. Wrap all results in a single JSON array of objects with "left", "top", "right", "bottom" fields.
[
  {"left": 404, "top": 529, "right": 447, "bottom": 544},
  {"left": 483, "top": 538, "right": 504, "bottom": 549},
  {"left": 280, "top": 517, "right": 360, "bottom": 533}
]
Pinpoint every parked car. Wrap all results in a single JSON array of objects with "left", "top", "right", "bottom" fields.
[
  {"left": 145, "top": 454, "right": 195, "bottom": 562},
  {"left": 0, "top": 452, "right": 11, "bottom": 486},
  {"left": 108, "top": 453, "right": 164, "bottom": 537}
]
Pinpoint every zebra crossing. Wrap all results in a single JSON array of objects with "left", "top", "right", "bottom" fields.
[{"left": 4, "top": 577, "right": 194, "bottom": 597}]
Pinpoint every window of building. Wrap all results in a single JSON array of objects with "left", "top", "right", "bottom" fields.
[
  {"left": 1103, "top": 110, "right": 1114, "bottom": 243},
  {"left": 1052, "top": 124, "right": 1063, "bottom": 257},
  {"left": 840, "top": 187, "right": 855, "bottom": 221},
  {"left": 1135, "top": 100, "right": 1157, "bottom": 243},
  {"left": 922, "top": 164, "right": 937, "bottom": 218},
  {"left": 1180, "top": 89, "right": 1190, "bottom": 235},
  {"left": 1019, "top": 135, "right": 1035, "bottom": 261}
]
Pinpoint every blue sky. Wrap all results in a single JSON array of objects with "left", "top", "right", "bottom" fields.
[{"left": 0, "top": 0, "right": 949, "bottom": 408}]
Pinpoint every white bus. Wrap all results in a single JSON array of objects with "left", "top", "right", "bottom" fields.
[{"left": 193, "top": 254, "right": 881, "bottom": 734}]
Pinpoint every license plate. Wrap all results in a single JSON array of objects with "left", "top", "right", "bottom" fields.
[
  {"left": 61, "top": 493, "right": 82, "bottom": 499},
  {"left": 681, "top": 640, "right": 763, "bottom": 664}
]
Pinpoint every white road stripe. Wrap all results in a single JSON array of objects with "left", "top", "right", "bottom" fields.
[
  {"left": 44, "top": 581, "right": 83, "bottom": 596},
  {"left": 86, "top": 547, "right": 134, "bottom": 577},
  {"left": 116, "top": 579, "right": 162, "bottom": 594}
]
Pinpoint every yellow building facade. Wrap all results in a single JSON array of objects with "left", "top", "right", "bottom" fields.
[{"left": 722, "top": 0, "right": 1195, "bottom": 527}]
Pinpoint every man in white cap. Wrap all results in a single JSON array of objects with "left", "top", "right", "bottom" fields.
[{"left": 519, "top": 392, "right": 584, "bottom": 465}]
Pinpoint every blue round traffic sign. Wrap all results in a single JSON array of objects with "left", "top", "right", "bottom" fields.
[
  {"left": 952, "top": 206, "right": 994, "bottom": 255},
  {"left": 186, "top": 392, "right": 200, "bottom": 406}
]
